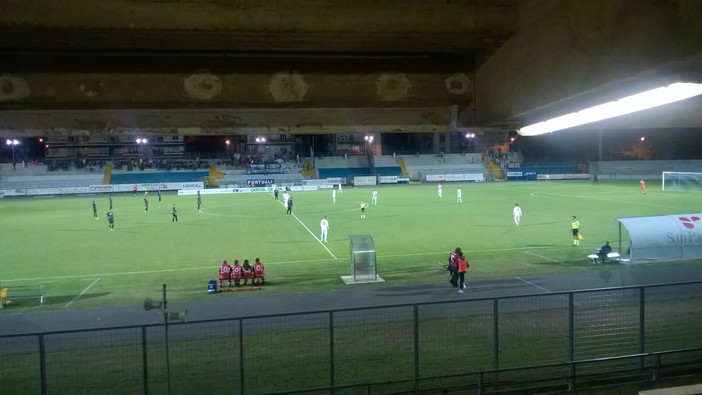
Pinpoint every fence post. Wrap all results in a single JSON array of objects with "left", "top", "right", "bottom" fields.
[
  {"left": 640, "top": 287, "right": 646, "bottom": 370},
  {"left": 39, "top": 333, "right": 47, "bottom": 395},
  {"left": 413, "top": 304, "right": 419, "bottom": 393},
  {"left": 639, "top": 287, "right": 646, "bottom": 353},
  {"left": 568, "top": 293, "right": 575, "bottom": 391},
  {"left": 239, "top": 319, "right": 245, "bottom": 395},
  {"left": 330, "top": 311, "right": 335, "bottom": 391},
  {"left": 493, "top": 298, "right": 499, "bottom": 383},
  {"left": 142, "top": 326, "right": 148, "bottom": 395}
]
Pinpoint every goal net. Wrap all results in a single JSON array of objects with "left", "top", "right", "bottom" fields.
[{"left": 662, "top": 171, "right": 702, "bottom": 192}]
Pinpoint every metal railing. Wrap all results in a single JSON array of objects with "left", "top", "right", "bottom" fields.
[{"left": 1, "top": 281, "right": 701, "bottom": 394}]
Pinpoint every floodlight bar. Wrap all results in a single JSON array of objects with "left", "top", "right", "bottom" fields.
[{"left": 518, "top": 83, "right": 702, "bottom": 136}]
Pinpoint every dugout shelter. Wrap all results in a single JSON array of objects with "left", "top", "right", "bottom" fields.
[
  {"left": 617, "top": 214, "right": 702, "bottom": 263},
  {"left": 341, "top": 234, "right": 385, "bottom": 285}
]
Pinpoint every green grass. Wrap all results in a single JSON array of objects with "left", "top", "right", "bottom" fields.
[{"left": 0, "top": 180, "right": 700, "bottom": 311}]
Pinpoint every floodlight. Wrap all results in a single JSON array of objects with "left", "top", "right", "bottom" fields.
[
  {"left": 168, "top": 309, "right": 188, "bottom": 322},
  {"left": 518, "top": 83, "right": 702, "bottom": 136},
  {"left": 143, "top": 297, "right": 163, "bottom": 311}
]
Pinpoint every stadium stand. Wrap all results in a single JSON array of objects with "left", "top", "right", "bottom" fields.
[{"left": 402, "top": 153, "right": 486, "bottom": 181}]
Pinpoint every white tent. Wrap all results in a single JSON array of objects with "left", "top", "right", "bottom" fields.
[{"left": 617, "top": 214, "right": 702, "bottom": 263}]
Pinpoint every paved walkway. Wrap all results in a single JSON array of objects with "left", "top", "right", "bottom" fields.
[{"left": 1, "top": 263, "right": 701, "bottom": 336}]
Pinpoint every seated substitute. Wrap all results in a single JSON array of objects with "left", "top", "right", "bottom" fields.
[
  {"left": 218, "top": 260, "right": 232, "bottom": 288},
  {"left": 252, "top": 258, "right": 265, "bottom": 285},
  {"left": 231, "top": 260, "right": 242, "bottom": 287},
  {"left": 242, "top": 260, "right": 253, "bottom": 286},
  {"left": 597, "top": 241, "right": 612, "bottom": 264}
]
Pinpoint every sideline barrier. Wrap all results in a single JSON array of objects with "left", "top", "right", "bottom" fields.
[
  {"left": 0, "top": 182, "right": 204, "bottom": 197},
  {"left": 426, "top": 173, "right": 485, "bottom": 182}
]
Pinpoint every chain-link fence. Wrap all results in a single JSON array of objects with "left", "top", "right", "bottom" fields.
[{"left": 2, "top": 281, "right": 701, "bottom": 394}]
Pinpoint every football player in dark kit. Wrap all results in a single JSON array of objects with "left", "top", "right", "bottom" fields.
[
  {"left": 287, "top": 196, "right": 293, "bottom": 215},
  {"left": 197, "top": 190, "right": 201, "bottom": 210},
  {"left": 108, "top": 195, "right": 113, "bottom": 209},
  {"left": 92, "top": 200, "right": 98, "bottom": 219},
  {"left": 274, "top": 188, "right": 279, "bottom": 200},
  {"left": 157, "top": 188, "right": 161, "bottom": 202},
  {"left": 107, "top": 209, "right": 115, "bottom": 231},
  {"left": 144, "top": 196, "right": 149, "bottom": 212},
  {"left": 172, "top": 204, "right": 178, "bottom": 222}
]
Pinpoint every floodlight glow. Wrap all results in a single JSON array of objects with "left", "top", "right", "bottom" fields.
[
  {"left": 6, "top": 139, "right": 19, "bottom": 146},
  {"left": 518, "top": 83, "right": 702, "bottom": 136},
  {"left": 465, "top": 133, "right": 475, "bottom": 138}
]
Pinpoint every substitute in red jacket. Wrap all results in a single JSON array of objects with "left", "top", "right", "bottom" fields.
[
  {"left": 231, "top": 260, "right": 242, "bottom": 287},
  {"left": 253, "top": 258, "right": 266, "bottom": 285},
  {"left": 218, "top": 260, "right": 232, "bottom": 288},
  {"left": 242, "top": 260, "right": 253, "bottom": 286}
]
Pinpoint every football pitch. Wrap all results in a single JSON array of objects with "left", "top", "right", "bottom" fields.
[{"left": 0, "top": 180, "right": 698, "bottom": 311}]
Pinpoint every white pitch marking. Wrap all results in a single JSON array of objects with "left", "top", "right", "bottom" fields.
[
  {"left": 1, "top": 258, "right": 339, "bottom": 283},
  {"left": 3, "top": 246, "right": 583, "bottom": 284},
  {"left": 515, "top": 276, "right": 553, "bottom": 293},
  {"left": 63, "top": 278, "right": 100, "bottom": 308},
  {"left": 516, "top": 276, "right": 582, "bottom": 305},
  {"left": 273, "top": 194, "right": 338, "bottom": 259},
  {"left": 526, "top": 250, "right": 584, "bottom": 270},
  {"left": 525, "top": 250, "right": 559, "bottom": 262},
  {"left": 388, "top": 246, "right": 553, "bottom": 258}
]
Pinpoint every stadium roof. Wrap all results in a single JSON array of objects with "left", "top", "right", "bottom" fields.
[{"left": 0, "top": 0, "right": 700, "bottom": 137}]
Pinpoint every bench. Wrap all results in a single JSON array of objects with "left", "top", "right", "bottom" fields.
[
  {"left": 587, "top": 252, "right": 621, "bottom": 264},
  {"left": 0, "top": 285, "right": 45, "bottom": 308}
]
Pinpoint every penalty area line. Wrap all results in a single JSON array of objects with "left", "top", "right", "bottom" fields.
[{"left": 63, "top": 278, "right": 100, "bottom": 309}]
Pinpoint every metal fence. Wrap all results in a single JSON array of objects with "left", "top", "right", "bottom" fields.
[{"left": 2, "top": 281, "right": 702, "bottom": 394}]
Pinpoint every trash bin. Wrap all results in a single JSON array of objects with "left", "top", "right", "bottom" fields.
[{"left": 207, "top": 280, "right": 217, "bottom": 294}]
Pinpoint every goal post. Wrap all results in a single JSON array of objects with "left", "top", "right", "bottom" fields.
[{"left": 662, "top": 171, "right": 702, "bottom": 192}]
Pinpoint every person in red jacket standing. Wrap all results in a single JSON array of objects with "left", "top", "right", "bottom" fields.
[
  {"left": 448, "top": 247, "right": 461, "bottom": 288},
  {"left": 252, "top": 258, "right": 265, "bottom": 286},
  {"left": 457, "top": 252, "right": 469, "bottom": 293},
  {"left": 218, "top": 260, "right": 232, "bottom": 288}
]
